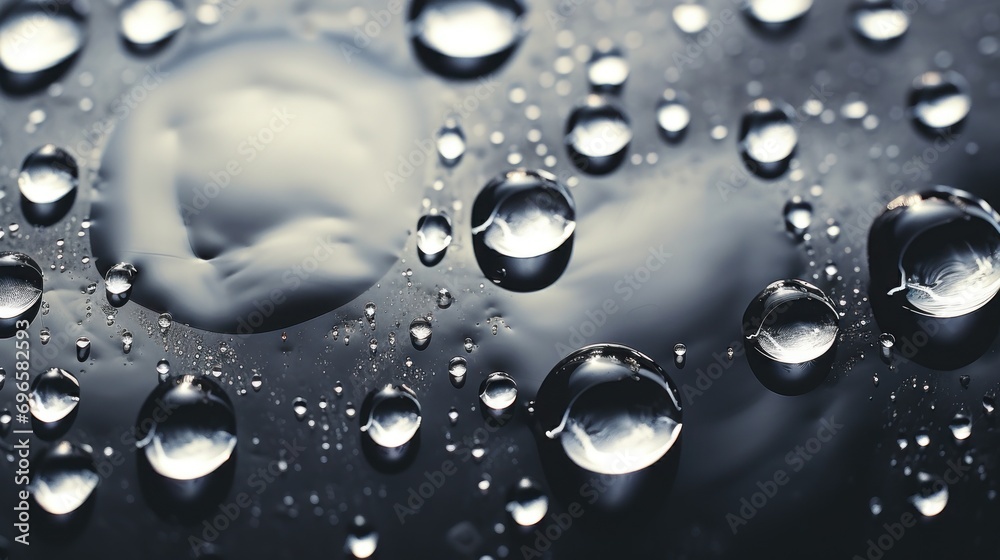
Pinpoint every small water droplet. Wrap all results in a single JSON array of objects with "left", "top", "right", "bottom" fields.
[
  {"left": 586, "top": 44, "right": 628, "bottom": 92},
  {"left": 505, "top": 477, "right": 548, "bottom": 526},
  {"left": 409, "top": 316, "right": 433, "bottom": 348},
  {"left": 851, "top": 1, "right": 909, "bottom": 42},
  {"left": 75, "top": 336, "right": 90, "bottom": 361},
  {"left": 250, "top": 373, "right": 262, "bottom": 391},
  {"left": 359, "top": 385, "right": 421, "bottom": 448},
  {"left": 448, "top": 356, "right": 468, "bottom": 387},
  {"left": 105, "top": 262, "right": 137, "bottom": 296},
  {"left": 949, "top": 413, "right": 972, "bottom": 440},
  {"left": 28, "top": 367, "right": 80, "bottom": 424},
  {"left": 436, "top": 120, "right": 466, "bottom": 166},
  {"left": 437, "top": 287, "right": 453, "bottom": 309},
  {"left": 416, "top": 213, "right": 453, "bottom": 263},
  {"left": 121, "top": 331, "right": 133, "bottom": 353},
  {"left": 672, "top": 4, "right": 710, "bottom": 34},
  {"left": 744, "top": 0, "right": 812, "bottom": 27},
  {"left": 656, "top": 90, "right": 690, "bottom": 141},
  {"left": 740, "top": 98, "right": 797, "bottom": 178},
  {"left": 292, "top": 397, "right": 307, "bottom": 420},
  {"left": 908, "top": 71, "right": 971, "bottom": 132},
  {"left": 0, "top": 252, "right": 43, "bottom": 320},
  {"left": 157, "top": 312, "right": 172, "bottom": 330},
  {"left": 119, "top": 0, "right": 186, "bottom": 50},
  {"left": 565, "top": 95, "right": 632, "bottom": 175},
  {"left": 909, "top": 472, "right": 948, "bottom": 517},
  {"left": 480, "top": 371, "right": 517, "bottom": 411},
  {"left": 18, "top": 145, "right": 79, "bottom": 217},
  {"left": 30, "top": 441, "right": 99, "bottom": 515},
  {"left": 345, "top": 515, "right": 378, "bottom": 559},
  {"left": 915, "top": 429, "right": 930, "bottom": 447}
]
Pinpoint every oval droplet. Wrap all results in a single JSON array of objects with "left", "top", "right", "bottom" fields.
[
  {"left": 359, "top": 385, "right": 422, "bottom": 449},
  {"left": 744, "top": 0, "right": 812, "bottom": 27},
  {"left": 119, "top": 0, "right": 186, "bottom": 50},
  {"left": 505, "top": 477, "right": 548, "bottom": 526},
  {"left": 0, "top": 0, "right": 87, "bottom": 92},
  {"left": 0, "top": 252, "right": 43, "bottom": 321},
  {"left": 850, "top": 1, "right": 909, "bottom": 43},
  {"left": 908, "top": 71, "right": 971, "bottom": 133},
  {"left": 28, "top": 368, "right": 80, "bottom": 424},
  {"left": 656, "top": 90, "right": 690, "bottom": 141},
  {"left": 479, "top": 371, "right": 517, "bottom": 411},
  {"left": 739, "top": 98, "right": 797, "bottom": 178},
  {"left": 30, "top": 441, "right": 99, "bottom": 515},
  {"left": 565, "top": 95, "right": 632, "bottom": 175},
  {"left": 586, "top": 44, "right": 628, "bottom": 92}
]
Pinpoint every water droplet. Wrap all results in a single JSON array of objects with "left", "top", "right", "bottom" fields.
[
  {"left": 408, "top": 0, "right": 525, "bottom": 79},
  {"left": 18, "top": 145, "right": 78, "bottom": 217},
  {"left": 464, "top": 337, "right": 475, "bottom": 353},
  {"left": 851, "top": 1, "right": 909, "bottom": 42},
  {"left": 39, "top": 328, "right": 51, "bottom": 344},
  {"left": 949, "top": 413, "right": 972, "bottom": 440},
  {"left": 448, "top": 356, "right": 468, "bottom": 387},
  {"left": 505, "top": 477, "right": 548, "bottom": 526},
  {"left": 250, "top": 373, "right": 262, "bottom": 391},
  {"left": 334, "top": 381, "right": 344, "bottom": 397},
  {"left": 872, "top": 187, "right": 1000, "bottom": 318},
  {"left": 743, "top": 279, "right": 839, "bottom": 395},
  {"left": 480, "top": 371, "right": 517, "bottom": 411},
  {"left": 909, "top": 472, "right": 948, "bottom": 517},
  {"left": 869, "top": 496, "right": 883, "bottom": 516},
  {"left": 30, "top": 441, "right": 99, "bottom": 515},
  {"left": 345, "top": 516, "right": 378, "bottom": 559},
  {"left": 673, "top": 343, "right": 687, "bottom": 367},
  {"left": 157, "top": 313, "right": 172, "bottom": 330},
  {"left": 292, "top": 397, "right": 307, "bottom": 420},
  {"left": 364, "top": 302, "right": 376, "bottom": 323},
  {"left": 959, "top": 375, "right": 970, "bottom": 388},
  {"left": 0, "top": 0, "right": 87, "bottom": 92},
  {"left": 0, "top": 252, "right": 43, "bottom": 320},
  {"left": 740, "top": 98, "right": 797, "bottom": 178},
  {"left": 0, "top": 368, "right": 4, "bottom": 391},
  {"left": 119, "top": 0, "right": 186, "bottom": 50},
  {"left": 586, "top": 44, "right": 628, "bottom": 92},
  {"left": 915, "top": 429, "right": 930, "bottom": 447},
  {"left": 744, "top": 0, "right": 812, "bottom": 27},
  {"left": 536, "top": 344, "right": 682, "bottom": 475},
  {"left": 105, "top": 262, "right": 137, "bottom": 296},
  {"left": 360, "top": 385, "right": 421, "bottom": 448},
  {"left": 826, "top": 221, "right": 841, "bottom": 241},
  {"left": 908, "top": 71, "right": 971, "bottom": 132},
  {"left": 471, "top": 169, "right": 575, "bottom": 290},
  {"left": 75, "top": 336, "right": 90, "bottom": 361},
  {"left": 437, "top": 287, "right": 453, "bottom": 309},
  {"left": 409, "top": 316, "right": 433, "bottom": 348},
  {"left": 136, "top": 374, "right": 237, "bottom": 480},
  {"left": 672, "top": 4, "right": 710, "bottom": 34},
  {"left": 436, "top": 121, "right": 466, "bottom": 166},
  {"left": 121, "top": 331, "right": 133, "bottom": 353},
  {"left": 447, "top": 407, "right": 459, "bottom": 425},
  {"left": 416, "top": 213, "right": 453, "bottom": 264},
  {"left": 656, "top": 90, "right": 690, "bottom": 141},
  {"left": 156, "top": 360, "right": 170, "bottom": 377},
  {"left": 29, "top": 368, "right": 80, "bottom": 424},
  {"left": 983, "top": 395, "right": 995, "bottom": 415},
  {"left": 565, "top": 95, "right": 632, "bottom": 175},
  {"left": 726, "top": 347, "right": 735, "bottom": 360},
  {"left": 823, "top": 261, "right": 839, "bottom": 279}
]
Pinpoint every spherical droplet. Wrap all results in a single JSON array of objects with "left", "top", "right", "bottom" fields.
[
  {"left": 135, "top": 375, "right": 237, "bottom": 480},
  {"left": 119, "top": 0, "right": 186, "bottom": 50},
  {"left": 359, "top": 385, "right": 422, "bottom": 448},
  {"left": 292, "top": 397, "right": 307, "bottom": 420},
  {"left": 744, "top": 0, "right": 812, "bottom": 27},
  {"left": 672, "top": 4, "right": 710, "bottom": 34},
  {"left": 565, "top": 95, "right": 632, "bottom": 175},
  {"left": 656, "top": 90, "right": 690, "bottom": 141},
  {"left": 30, "top": 441, "right": 99, "bottom": 515},
  {"left": 345, "top": 516, "right": 378, "bottom": 559},
  {"left": 740, "top": 98, "right": 797, "bottom": 178},
  {"left": 479, "top": 371, "right": 517, "bottom": 411},
  {"left": 586, "top": 44, "right": 628, "bottom": 92},
  {"left": 908, "top": 71, "right": 971, "bottom": 132},
  {"left": 105, "top": 262, "right": 137, "bottom": 296},
  {"left": 851, "top": 1, "right": 909, "bottom": 42},
  {"left": 416, "top": 214, "right": 453, "bottom": 260},
  {"left": 505, "top": 477, "right": 548, "bottom": 526},
  {"left": 436, "top": 121, "right": 466, "bottom": 166},
  {"left": 437, "top": 287, "right": 453, "bottom": 309},
  {"left": 909, "top": 472, "right": 948, "bottom": 517},
  {"left": 18, "top": 145, "right": 79, "bottom": 206},
  {"left": 536, "top": 344, "right": 682, "bottom": 475},
  {"left": 29, "top": 368, "right": 80, "bottom": 424},
  {"left": 448, "top": 356, "right": 468, "bottom": 387},
  {"left": 0, "top": 252, "right": 43, "bottom": 320}
]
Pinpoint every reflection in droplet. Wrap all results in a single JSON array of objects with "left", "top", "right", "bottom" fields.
[
  {"left": 416, "top": 213, "right": 453, "bottom": 265},
  {"left": 908, "top": 71, "right": 971, "bottom": 132},
  {"left": 739, "top": 98, "right": 797, "bottom": 178},
  {"left": 359, "top": 385, "right": 422, "bottom": 449},
  {"left": 105, "top": 262, "right": 137, "bottom": 296},
  {"left": 448, "top": 356, "right": 468, "bottom": 387},
  {"left": 30, "top": 441, "right": 99, "bottom": 515},
  {"left": 851, "top": 1, "right": 909, "bottom": 43},
  {"left": 586, "top": 45, "right": 628, "bottom": 92},
  {"left": 565, "top": 95, "right": 632, "bottom": 175},
  {"left": 505, "top": 477, "right": 548, "bottom": 526},
  {"left": 18, "top": 145, "right": 78, "bottom": 206},
  {"left": 28, "top": 368, "right": 80, "bottom": 424},
  {"left": 409, "top": 0, "right": 525, "bottom": 79},
  {"left": 135, "top": 375, "right": 237, "bottom": 481},
  {"left": 119, "top": 0, "right": 185, "bottom": 50},
  {"left": 0, "top": 0, "right": 87, "bottom": 92},
  {"left": 949, "top": 413, "right": 972, "bottom": 440},
  {"left": 0, "top": 252, "right": 43, "bottom": 321},
  {"left": 479, "top": 371, "right": 517, "bottom": 411},
  {"left": 537, "top": 344, "right": 682, "bottom": 475}
]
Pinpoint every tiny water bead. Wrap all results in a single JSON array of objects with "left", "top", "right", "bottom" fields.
[
  {"left": 783, "top": 196, "right": 813, "bottom": 237},
  {"left": 135, "top": 375, "right": 237, "bottom": 480},
  {"left": 28, "top": 368, "right": 80, "bottom": 424},
  {"left": 345, "top": 516, "right": 378, "bottom": 559},
  {"left": 536, "top": 344, "right": 682, "bottom": 475},
  {"left": 908, "top": 71, "right": 971, "bottom": 132},
  {"left": 743, "top": 0, "right": 812, "bottom": 27},
  {"left": 119, "top": 0, "right": 186, "bottom": 50},
  {"left": 436, "top": 120, "right": 466, "bottom": 166},
  {"left": 479, "top": 371, "right": 518, "bottom": 411},
  {"left": 18, "top": 145, "right": 79, "bottom": 209},
  {"left": 408, "top": 0, "right": 526, "bottom": 79},
  {"left": 359, "top": 385, "right": 422, "bottom": 449},
  {"left": 0, "top": 0, "right": 87, "bottom": 92},
  {"left": 743, "top": 279, "right": 840, "bottom": 395},
  {"left": 870, "top": 188, "right": 1000, "bottom": 319},
  {"left": 505, "top": 477, "right": 548, "bottom": 526},
  {"left": 586, "top": 44, "right": 629, "bottom": 92},
  {"left": 850, "top": 1, "right": 910, "bottom": 43},
  {"left": 656, "top": 90, "right": 691, "bottom": 141},
  {"left": 565, "top": 95, "right": 632, "bottom": 175},
  {"left": 416, "top": 213, "right": 453, "bottom": 264},
  {"left": 105, "top": 262, "right": 137, "bottom": 296},
  {"left": 739, "top": 98, "right": 797, "bottom": 178},
  {"left": 30, "top": 441, "right": 99, "bottom": 515},
  {"left": 471, "top": 169, "right": 576, "bottom": 291},
  {"left": 0, "top": 252, "right": 43, "bottom": 320}
]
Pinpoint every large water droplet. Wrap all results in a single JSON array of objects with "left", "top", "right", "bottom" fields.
[
  {"left": 30, "top": 441, "right": 99, "bottom": 515},
  {"left": 479, "top": 371, "right": 517, "bottom": 411},
  {"left": 0, "top": 252, "right": 42, "bottom": 321},
  {"left": 743, "top": 279, "right": 840, "bottom": 395},
  {"left": 744, "top": 0, "right": 812, "bottom": 27},
  {"left": 28, "top": 368, "right": 80, "bottom": 424},
  {"left": 135, "top": 375, "right": 237, "bottom": 480},
  {"left": 0, "top": 0, "right": 87, "bottom": 92},
  {"left": 359, "top": 385, "right": 422, "bottom": 449},
  {"left": 471, "top": 169, "right": 575, "bottom": 291},
  {"left": 739, "top": 98, "right": 797, "bottom": 178},
  {"left": 909, "top": 472, "right": 948, "bottom": 517},
  {"left": 949, "top": 412, "right": 972, "bottom": 440},
  {"left": 908, "top": 71, "right": 971, "bottom": 132},
  {"left": 18, "top": 145, "right": 78, "bottom": 217},
  {"left": 505, "top": 477, "right": 548, "bottom": 526},
  {"left": 565, "top": 95, "right": 632, "bottom": 175},
  {"left": 119, "top": 0, "right": 185, "bottom": 50},
  {"left": 408, "top": 0, "right": 525, "bottom": 79},
  {"left": 851, "top": 1, "right": 909, "bottom": 43},
  {"left": 536, "top": 344, "right": 682, "bottom": 475}
]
